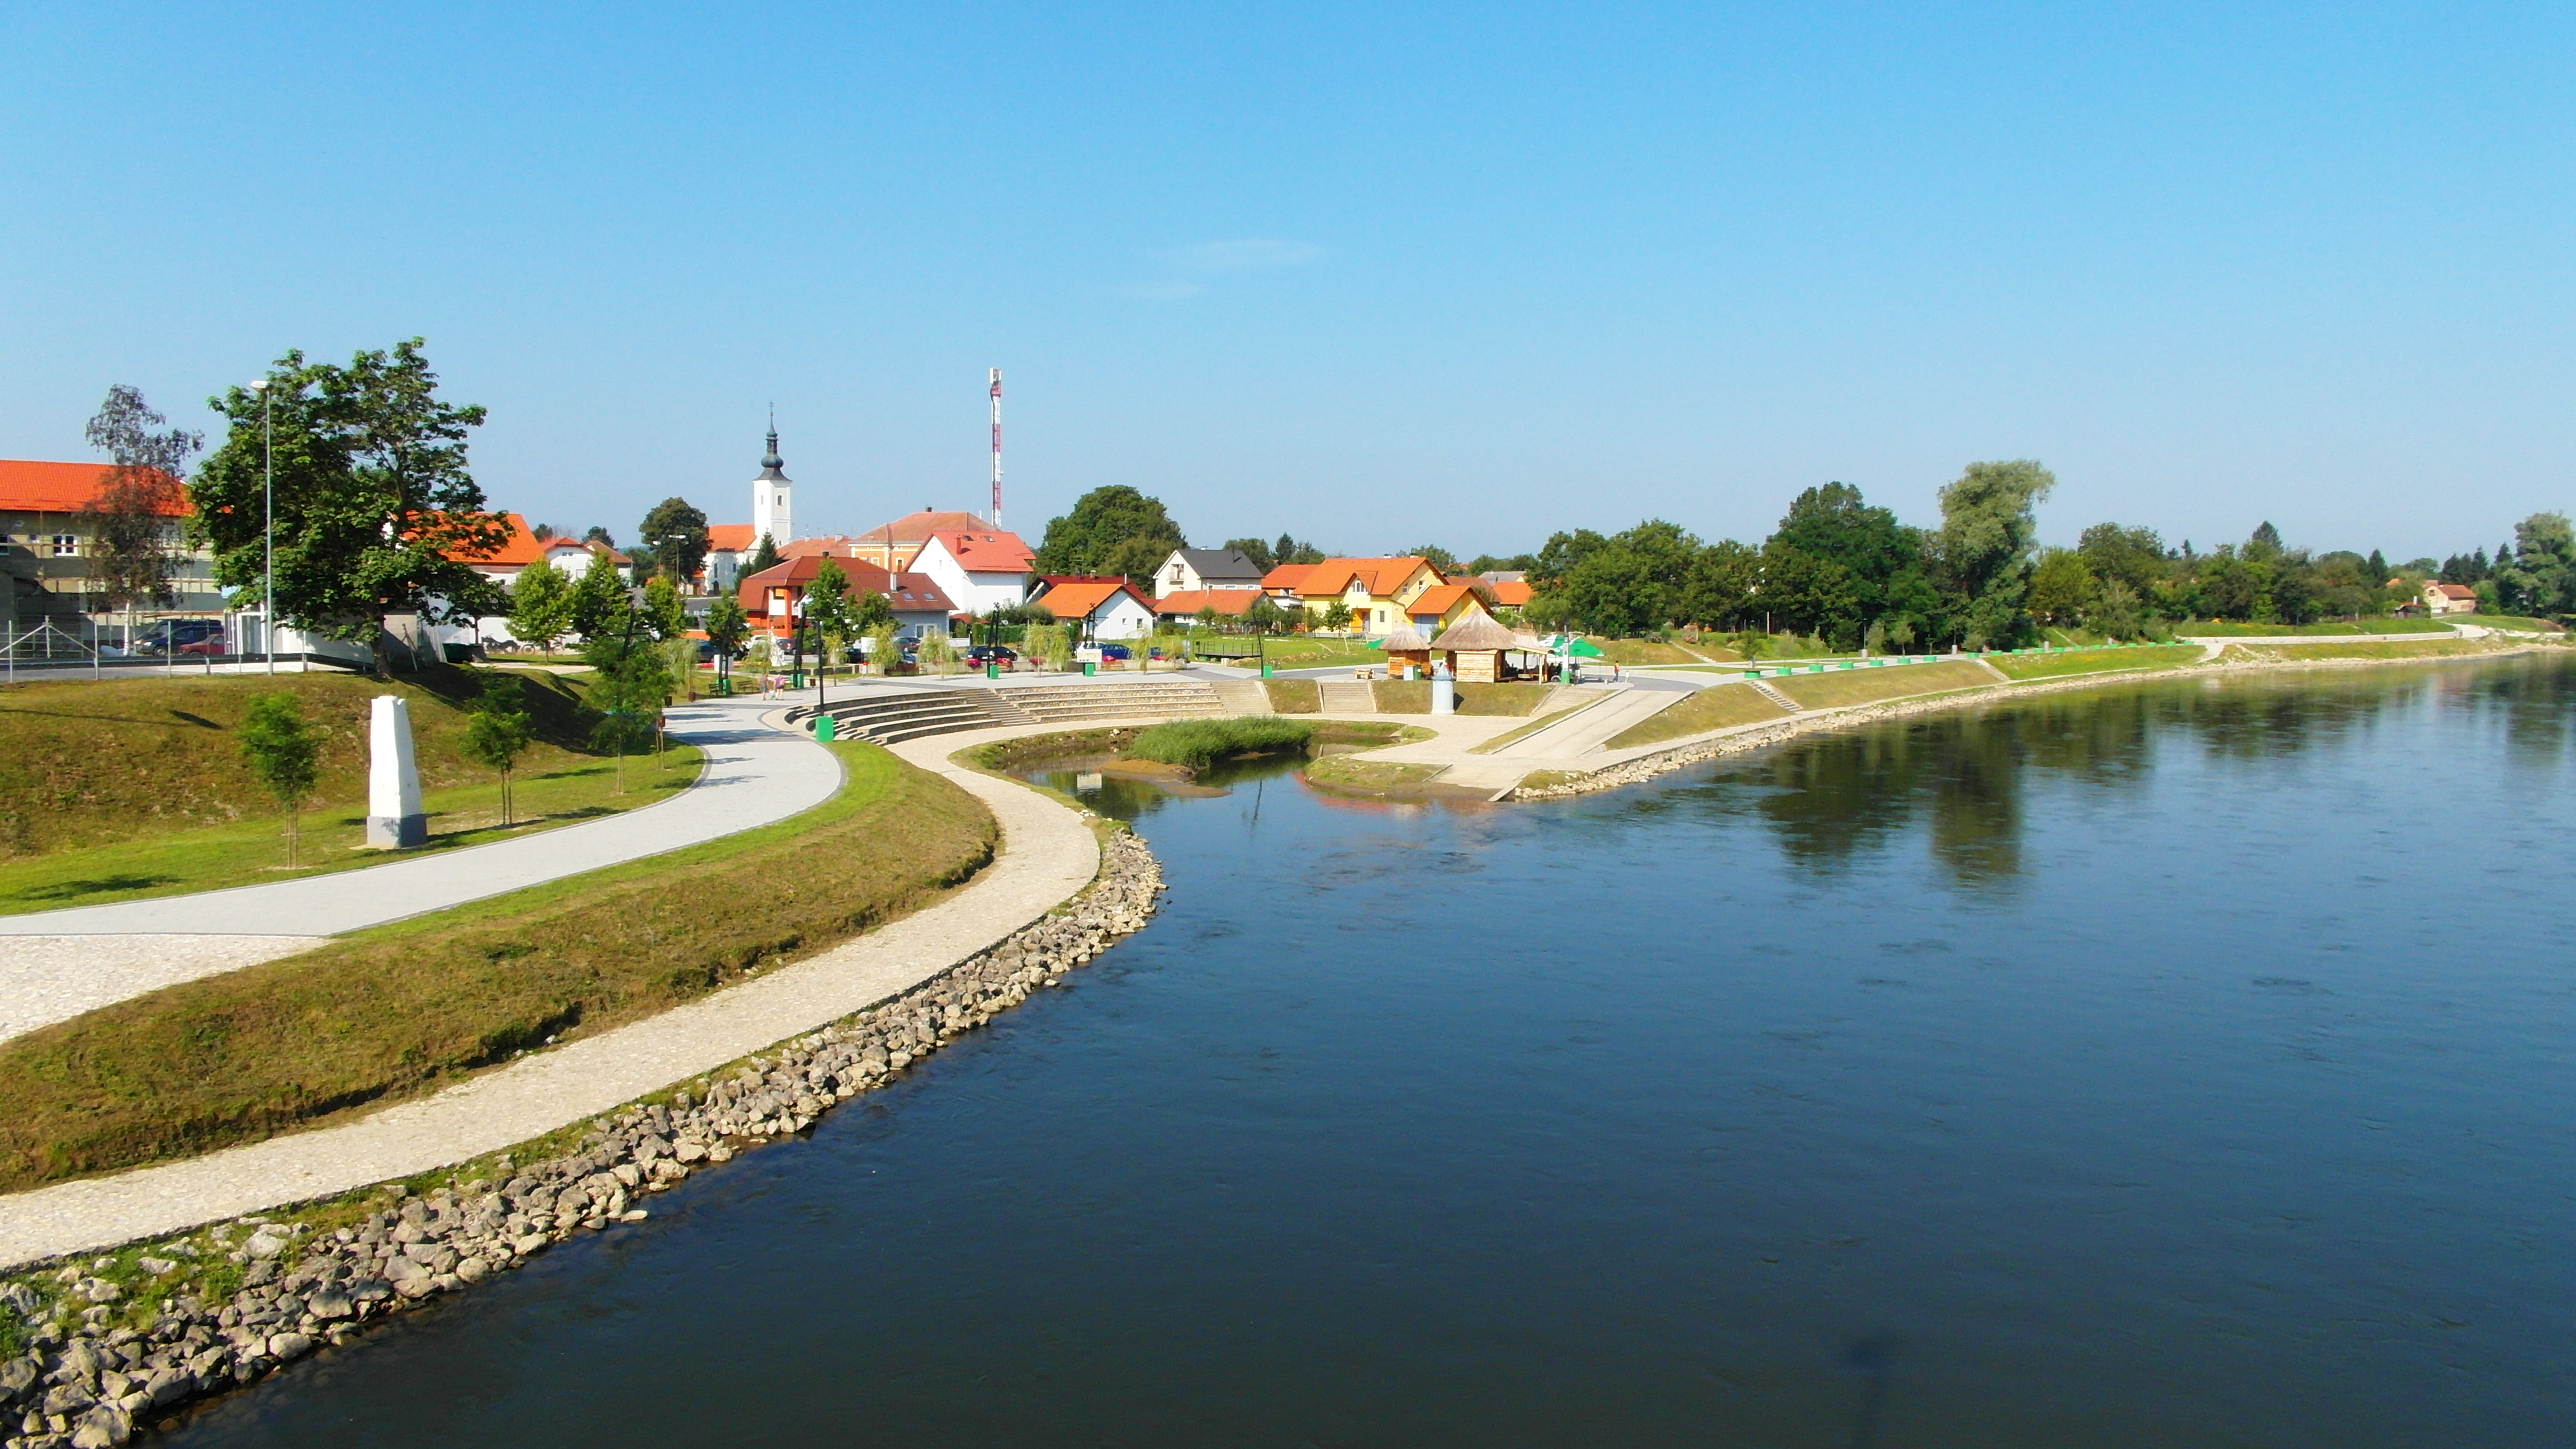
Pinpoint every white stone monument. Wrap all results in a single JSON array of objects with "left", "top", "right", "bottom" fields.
[{"left": 366, "top": 695, "right": 427, "bottom": 848}]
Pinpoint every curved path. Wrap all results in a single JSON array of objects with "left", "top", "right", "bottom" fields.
[
  {"left": 0, "top": 695, "right": 844, "bottom": 1043},
  {"left": 0, "top": 721, "right": 1101, "bottom": 1268}
]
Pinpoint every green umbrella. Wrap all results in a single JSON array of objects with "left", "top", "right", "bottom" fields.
[{"left": 1565, "top": 638, "right": 1604, "bottom": 657}]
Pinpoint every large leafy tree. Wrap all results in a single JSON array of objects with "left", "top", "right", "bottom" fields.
[
  {"left": 506, "top": 556, "right": 574, "bottom": 652},
  {"left": 638, "top": 497, "right": 711, "bottom": 586},
  {"left": 1034, "top": 486, "right": 1187, "bottom": 577},
  {"left": 567, "top": 548, "right": 627, "bottom": 642},
  {"left": 193, "top": 339, "right": 505, "bottom": 668},
  {"left": 82, "top": 386, "right": 201, "bottom": 621},
  {"left": 2499, "top": 512, "right": 2574, "bottom": 617},
  {"left": 1934, "top": 459, "right": 2056, "bottom": 647}
]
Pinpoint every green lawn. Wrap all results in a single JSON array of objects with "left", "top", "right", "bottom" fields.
[
  {"left": 1982, "top": 645, "right": 2205, "bottom": 682},
  {"left": 2459, "top": 613, "right": 2566, "bottom": 632},
  {"left": 1770, "top": 660, "right": 2000, "bottom": 710},
  {"left": 1602, "top": 683, "right": 1791, "bottom": 747},
  {"left": 2222, "top": 638, "right": 2502, "bottom": 662},
  {"left": 1370, "top": 680, "right": 1557, "bottom": 715},
  {"left": 0, "top": 739, "right": 997, "bottom": 1192},
  {"left": 0, "top": 745, "right": 702, "bottom": 916}
]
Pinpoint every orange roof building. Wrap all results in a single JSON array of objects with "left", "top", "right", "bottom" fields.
[
  {"left": 2, "top": 459, "right": 218, "bottom": 618},
  {"left": 850, "top": 509, "right": 1003, "bottom": 570},
  {"left": 1027, "top": 575, "right": 1158, "bottom": 640},
  {"left": 1279, "top": 556, "right": 1445, "bottom": 636},
  {"left": 737, "top": 556, "right": 960, "bottom": 640},
  {"left": 1152, "top": 588, "right": 1264, "bottom": 619},
  {"left": 912, "top": 528, "right": 1035, "bottom": 617},
  {"left": 447, "top": 514, "right": 630, "bottom": 583},
  {"left": 0, "top": 460, "right": 190, "bottom": 517}
]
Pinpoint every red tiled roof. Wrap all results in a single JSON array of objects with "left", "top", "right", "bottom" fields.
[
  {"left": 779, "top": 536, "right": 855, "bottom": 560},
  {"left": 1407, "top": 581, "right": 1485, "bottom": 617},
  {"left": 737, "top": 557, "right": 956, "bottom": 617},
  {"left": 1154, "top": 588, "right": 1263, "bottom": 617},
  {"left": 0, "top": 460, "right": 189, "bottom": 516},
  {"left": 1029, "top": 575, "right": 1152, "bottom": 620},
  {"left": 859, "top": 510, "right": 992, "bottom": 546},
  {"left": 1489, "top": 579, "right": 1534, "bottom": 607},
  {"left": 2432, "top": 583, "right": 2477, "bottom": 601},
  {"left": 1261, "top": 562, "right": 1318, "bottom": 591},
  {"left": 707, "top": 523, "right": 756, "bottom": 552},
  {"left": 924, "top": 528, "right": 1033, "bottom": 571}
]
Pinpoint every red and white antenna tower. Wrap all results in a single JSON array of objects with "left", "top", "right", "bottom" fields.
[{"left": 988, "top": 367, "right": 1004, "bottom": 527}]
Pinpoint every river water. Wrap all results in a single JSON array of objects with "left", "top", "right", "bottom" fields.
[{"left": 168, "top": 657, "right": 2574, "bottom": 1447}]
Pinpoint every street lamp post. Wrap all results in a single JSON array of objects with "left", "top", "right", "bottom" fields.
[{"left": 247, "top": 378, "right": 274, "bottom": 673}]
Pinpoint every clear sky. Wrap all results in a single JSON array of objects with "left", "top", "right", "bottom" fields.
[{"left": 4, "top": 2, "right": 2569, "bottom": 561}]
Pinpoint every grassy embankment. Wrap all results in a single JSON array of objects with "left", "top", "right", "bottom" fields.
[
  {"left": 0, "top": 740, "right": 995, "bottom": 1192},
  {"left": 1602, "top": 683, "right": 1792, "bottom": 748},
  {"left": 1263, "top": 678, "right": 1323, "bottom": 713},
  {"left": 0, "top": 667, "right": 699, "bottom": 912},
  {"left": 2217, "top": 637, "right": 2526, "bottom": 663},
  {"left": 1367, "top": 680, "right": 1556, "bottom": 715},
  {"left": 2175, "top": 619, "right": 2452, "bottom": 636},
  {"left": 2459, "top": 614, "right": 2566, "bottom": 632},
  {"left": 1982, "top": 644, "right": 2207, "bottom": 681},
  {"left": 1768, "top": 659, "right": 2001, "bottom": 710}
]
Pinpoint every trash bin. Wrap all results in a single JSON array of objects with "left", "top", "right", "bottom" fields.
[
  {"left": 814, "top": 714, "right": 836, "bottom": 742},
  {"left": 1082, "top": 661, "right": 1097, "bottom": 677},
  {"left": 986, "top": 661, "right": 1000, "bottom": 680},
  {"left": 1260, "top": 662, "right": 1273, "bottom": 678}
]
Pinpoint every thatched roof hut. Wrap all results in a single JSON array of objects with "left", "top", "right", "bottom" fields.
[
  {"left": 1432, "top": 613, "right": 1519, "bottom": 681},
  {"left": 1379, "top": 624, "right": 1433, "bottom": 678}
]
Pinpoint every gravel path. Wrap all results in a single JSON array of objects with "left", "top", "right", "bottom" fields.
[{"left": 0, "top": 722, "right": 1101, "bottom": 1268}]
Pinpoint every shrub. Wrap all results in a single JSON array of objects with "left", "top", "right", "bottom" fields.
[{"left": 1125, "top": 716, "right": 1317, "bottom": 771}]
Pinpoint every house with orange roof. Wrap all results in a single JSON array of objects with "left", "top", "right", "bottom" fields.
[
  {"left": 1401, "top": 579, "right": 1498, "bottom": 637},
  {"left": 699, "top": 523, "right": 757, "bottom": 594},
  {"left": 1152, "top": 588, "right": 1264, "bottom": 624},
  {"left": 1, "top": 458, "right": 220, "bottom": 623},
  {"left": 849, "top": 509, "right": 1005, "bottom": 571},
  {"left": 448, "top": 514, "right": 630, "bottom": 586},
  {"left": 1281, "top": 556, "right": 1446, "bottom": 636},
  {"left": 1481, "top": 573, "right": 1534, "bottom": 608},
  {"left": 2422, "top": 581, "right": 2479, "bottom": 616},
  {"left": 912, "top": 527, "right": 1035, "bottom": 616},
  {"left": 737, "top": 556, "right": 960, "bottom": 643},
  {"left": 1026, "top": 575, "right": 1157, "bottom": 640}
]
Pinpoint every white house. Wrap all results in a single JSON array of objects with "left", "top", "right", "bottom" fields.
[
  {"left": 913, "top": 528, "right": 1035, "bottom": 618},
  {"left": 2422, "top": 581, "right": 2478, "bottom": 615},
  {"left": 1152, "top": 547, "right": 1266, "bottom": 599},
  {"left": 1027, "top": 575, "right": 1157, "bottom": 640}
]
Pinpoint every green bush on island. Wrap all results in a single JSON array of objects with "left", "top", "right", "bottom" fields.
[{"left": 1125, "top": 716, "right": 1317, "bottom": 772}]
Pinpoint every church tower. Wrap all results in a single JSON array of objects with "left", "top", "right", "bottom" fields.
[{"left": 750, "top": 414, "right": 793, "bottom": 548}]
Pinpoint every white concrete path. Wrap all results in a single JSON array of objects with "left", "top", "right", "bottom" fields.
[
  {"left": 0, "top": 721, "right": 1101, "bottom": 1268},
  {"left": 0, "top": 696, "right": 844, "bottom": 1043}
]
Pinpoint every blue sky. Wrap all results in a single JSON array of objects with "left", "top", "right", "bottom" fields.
[{"left": 4, "top": 2, "right": 2569, "bottom": 560}]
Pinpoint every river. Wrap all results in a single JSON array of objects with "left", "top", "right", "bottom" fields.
[{"left": 167, "top": 656, "right": 2575, "bottom": 1446}]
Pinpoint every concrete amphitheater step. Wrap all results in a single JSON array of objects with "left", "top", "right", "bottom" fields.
[
  {"left": 1210, "top": 678, "right": 1273, "bottom": 714},
  {"left": 1316, "top": 680, "right": 1376, "bottom": 714}
]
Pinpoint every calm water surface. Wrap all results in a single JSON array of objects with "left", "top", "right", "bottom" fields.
[{"left": 170, "top": 658, "right": 2576, "bottom": 1446}]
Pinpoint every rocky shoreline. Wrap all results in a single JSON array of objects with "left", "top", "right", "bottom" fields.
[
  {"left": 0, "top": 826, "right": 1163, "bottom": 1448},
  {"left": 1507, "top": 642, "right": 2566, "bottom": 801}
]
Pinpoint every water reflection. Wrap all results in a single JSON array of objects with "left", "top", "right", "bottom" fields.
[{"left": 1674, "top": 655, "right": 2570, "bottom": 892}]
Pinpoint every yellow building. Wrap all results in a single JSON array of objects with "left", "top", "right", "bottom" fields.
[{"left": 1268, "top": 556, "right": 1445, "bottom": 635}]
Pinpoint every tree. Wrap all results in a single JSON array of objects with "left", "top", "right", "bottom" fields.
[
  {"left": 703, "top": 593, "right": 750, "bottom": 687},
  {"left": 459, "top": 675, "right": 534, "bottom": 826},
  {"left": 1532, "top": 528, "right": 1608, "bottom": 586},
  {"left": 1682, "top": 539, "right": 1759, "bottom": 628},
  {"left": 641, "top": 575, "right": 685, "bottom": 640},
  {"left": 568, "top": 548, "right": 626, "bottom": 642},
  {"left": 1320, "top": 600, "right": 1353, "bottom": 633},
  {"left": 665, "top": 633, "right": 701, "bottom": 702},
  {"left": 192, "top": 339, "right": 506, "bottom": 674},
  {"left": 1033, "top": 486, "right": 1186, "bottom": 576},
  {"left": 1753, "top": 541, "right": 1862, "bottom": 645},
  {"left": 238, "top": 692, "right": 320, "bottom": 864},
  {"left": 744, "top": 533, "right": 781, "bottom": 577},
  {"left": 2500, "top": 511, "right": 2575, "bottom": 617},
  {"left": 507, "top": 557, "right": 573, "bottom": 652},
  {"left": 1224, "top": 538, "right": 1276, "bottom": 571},
  {"left": 82, "top": 386, "right": 201, "bottom": 628},
  {"left": 586, "top": 642, "right": 669, "bottom": 792},
  {"left": 638, "top": 497, "right": 711, "bottom": 589},
  {"left": 2024, "top": 547, "right": 2097, "bottom": 626},
  {"left": 1404, "top": 543, "right": 1461, "bottom": 575},
  {"left": 1935, "top": 459, "right": 2056, "bottom": 647},
  {"left": 1272, "top": 534, "right": 1325, "bottom": 566},
  {"left": 804, "top": 558, "right": 855, "bottom": 668},
  {"left": 584, "top": 525, "right": 617, "bottom": 548}
]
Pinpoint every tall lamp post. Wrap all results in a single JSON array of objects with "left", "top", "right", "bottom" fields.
[{"left": 247, "top": 378, "right": 274, "bottom": 673}]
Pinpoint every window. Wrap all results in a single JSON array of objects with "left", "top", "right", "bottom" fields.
[{"left": 51, "top": 534, "right": 78, "bottom": 557}]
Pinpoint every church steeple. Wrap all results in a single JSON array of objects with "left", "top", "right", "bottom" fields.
[{"left": 751, "top": 408, "right": 793, "bottom": 546}]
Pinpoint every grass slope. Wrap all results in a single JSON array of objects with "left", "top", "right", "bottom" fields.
[
  {"left": 2222, "top": 638, "right": 2502, "bottom": 662},
  {"left": 1368, "top": 680, "right": 1556, "bottom": 715},
  {"left": 2176, "top": 619, "right": 2450, "bottom": 637},
  {"left": 1127, "top": 717, "right": 1317, "bottom": 770},
  {"left": 1604, "top": 683, "right": 1790, "bottom": 747},
  {"left": 0, "top": 746, "right": 700, "bottom": 915},
  {"left": 1982, "top": 645, "right": 2205, "bottom": 681},
  {"left": 1263, "top": 678, "right": 1323, "bottom": 713},
  {"left": 0, "top": 740, "right": 996, "bottom": 1191},
  {"left": 0, "top": 666, "right": 629, "bottom": 858},
  {"left": 1770, "top": 660, "right": 1999, "bottom": 710}
]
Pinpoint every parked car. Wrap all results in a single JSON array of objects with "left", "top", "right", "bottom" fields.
[
  {"left": 963, "top": 645, "right": 1018, "bottom": 665},
  {"left": 132, "top": 619, "right": 226, "bottom": 656},
  {"left": 1096, "top": 642, "right": 1133, "bottom": 661}
]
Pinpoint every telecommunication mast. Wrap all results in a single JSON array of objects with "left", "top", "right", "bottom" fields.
[{"left": 988, "top": 368, "right": 1003, "bottom": 527}]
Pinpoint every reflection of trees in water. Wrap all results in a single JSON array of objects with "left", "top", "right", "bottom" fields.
[{"left": 1702, "top": 656, "right": 2574, "bottom": 890}]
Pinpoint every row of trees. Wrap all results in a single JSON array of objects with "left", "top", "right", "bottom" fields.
[{"left": 1030, "top": 484, "right": 1329, "bottom": 578}]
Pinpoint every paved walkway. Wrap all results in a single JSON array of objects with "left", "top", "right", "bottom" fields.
[
  {"left": 0, "top": 695, "right": 844, "bottom": 1043},
  {"left": 0, "top": 720, "right": 1101, "bottom": 1268}
]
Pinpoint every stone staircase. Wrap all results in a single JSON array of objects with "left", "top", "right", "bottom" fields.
[
  {"left": 1315, "top": 680, "right": 1376, "bottom": 714},
  {"left": 790, "top": 688, "right": 1035, "bottom": 745},
  {"left": 992, "top": 678, "right": 1229, "bottom": 724},
  {"left": 1747, "top": 679, "right": 1802, "bottom": 712},
  {"left": 1210, "top": 678, "right": 1273, "bottom": 714}
]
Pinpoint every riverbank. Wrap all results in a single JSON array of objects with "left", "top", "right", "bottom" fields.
[
  {"left": 0, "top": 824, "right": 1162, "bottom": 1447},
  {"left": 1506, "top": 637, "right": 2569, "bottom": 800}
]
